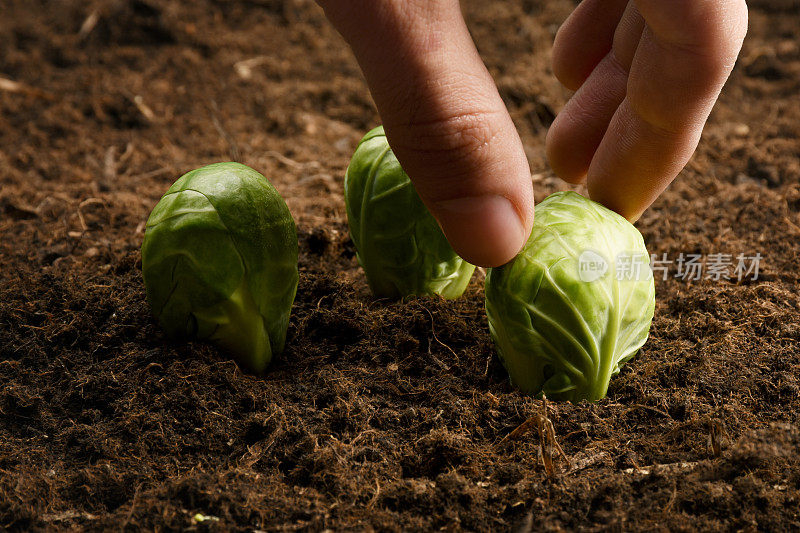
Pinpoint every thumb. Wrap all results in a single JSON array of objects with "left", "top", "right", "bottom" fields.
[{"left": 318, "top": 0, "right": 534, "bottom": 267}]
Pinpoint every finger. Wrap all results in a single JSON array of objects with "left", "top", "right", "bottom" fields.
[
  {"left": 627, "top": 0, "right": 748, "bottom": 133},
  {"left": 318, "top": 0, "right": 533, "bottom": 267},
  {"left": 551, "top": 0, "right": 629, "bottom": 91},
  {"left": 586, "top": 0, "right": 748, "bottom": 219},
  {"left": 612, "top": 1, "right": 646, "bottom": 68},
  {"left": 545, "top": 3, "right": 644, "bottom": 184},
  {"left": 545, "top": 55, "right": 629, "bottom": 183}
]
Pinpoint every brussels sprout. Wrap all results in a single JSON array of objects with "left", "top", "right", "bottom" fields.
[
  {"left": 485, "top": 191, "right": 655, "bottom": 402},
  {"left": 344, "top": 126, "right": 475, "bottom": 298},
  {"left": 141, "top": 162, "right": 298, "bottom": 373}
]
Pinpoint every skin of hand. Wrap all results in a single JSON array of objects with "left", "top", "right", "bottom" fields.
[{"left": 317, "top": 0, "right": 748, "bottom": 268}]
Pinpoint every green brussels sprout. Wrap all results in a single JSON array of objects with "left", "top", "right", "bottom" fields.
[
  {"left": 485, "top": 191, "right": 655, "bottom": 402},
  {"left": 141, "top": 162, "right": 298, "bottom": 373},
  {"left": 344, "top": 126, "right": 475, "bottom": 299}
]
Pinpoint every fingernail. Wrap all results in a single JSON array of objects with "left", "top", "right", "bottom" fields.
[{"left": 434, "top": 194, "right": 527, "bottom": 267}]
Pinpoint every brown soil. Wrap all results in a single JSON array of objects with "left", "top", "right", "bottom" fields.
[{"left": 1, "top": 0, "right": 799, "bottom": 531}]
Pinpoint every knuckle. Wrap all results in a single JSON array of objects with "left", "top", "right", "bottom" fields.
[
  {"left": 682, "top": 0, "right": 748, "bottom": 64},
  {"left": 676, "top": 40, "right": 741, "bottom": 83},
  {"left": 393, "top": 110, "right": 505, "bottom": 163},
  {"left": 437, "top": 111, "right": 503, "bottom": 156},
  {"left": 385, "top": 109, "right": 517, "bottom": 201},
  {"left": 641, "top": 0, "right": 748, "bottom": 79}
]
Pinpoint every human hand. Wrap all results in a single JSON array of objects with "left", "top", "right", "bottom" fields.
[
  {"left": 317, "top": 0, "right": 747, "bottom": 267},
  {"left": 546, "top": 0, "right": 748, "bottom": 220}
]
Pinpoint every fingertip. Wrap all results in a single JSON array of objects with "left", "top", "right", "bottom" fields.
[
  {"left": 551, "top": 38, "right": 586, "bottom": 92},
  {"left": 634, "top": 0, "right": 748, "bottom": 69},
  {"left": 434, "top": 194, "right": 531, "bottom": 267}
]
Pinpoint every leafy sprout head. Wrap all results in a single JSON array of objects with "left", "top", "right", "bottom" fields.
[
  {"left": 141, "top": 162, "right": 298, "bottom": 373},
  {"left": 485, "top": 192, "right": 656, "bottom": 402}
]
